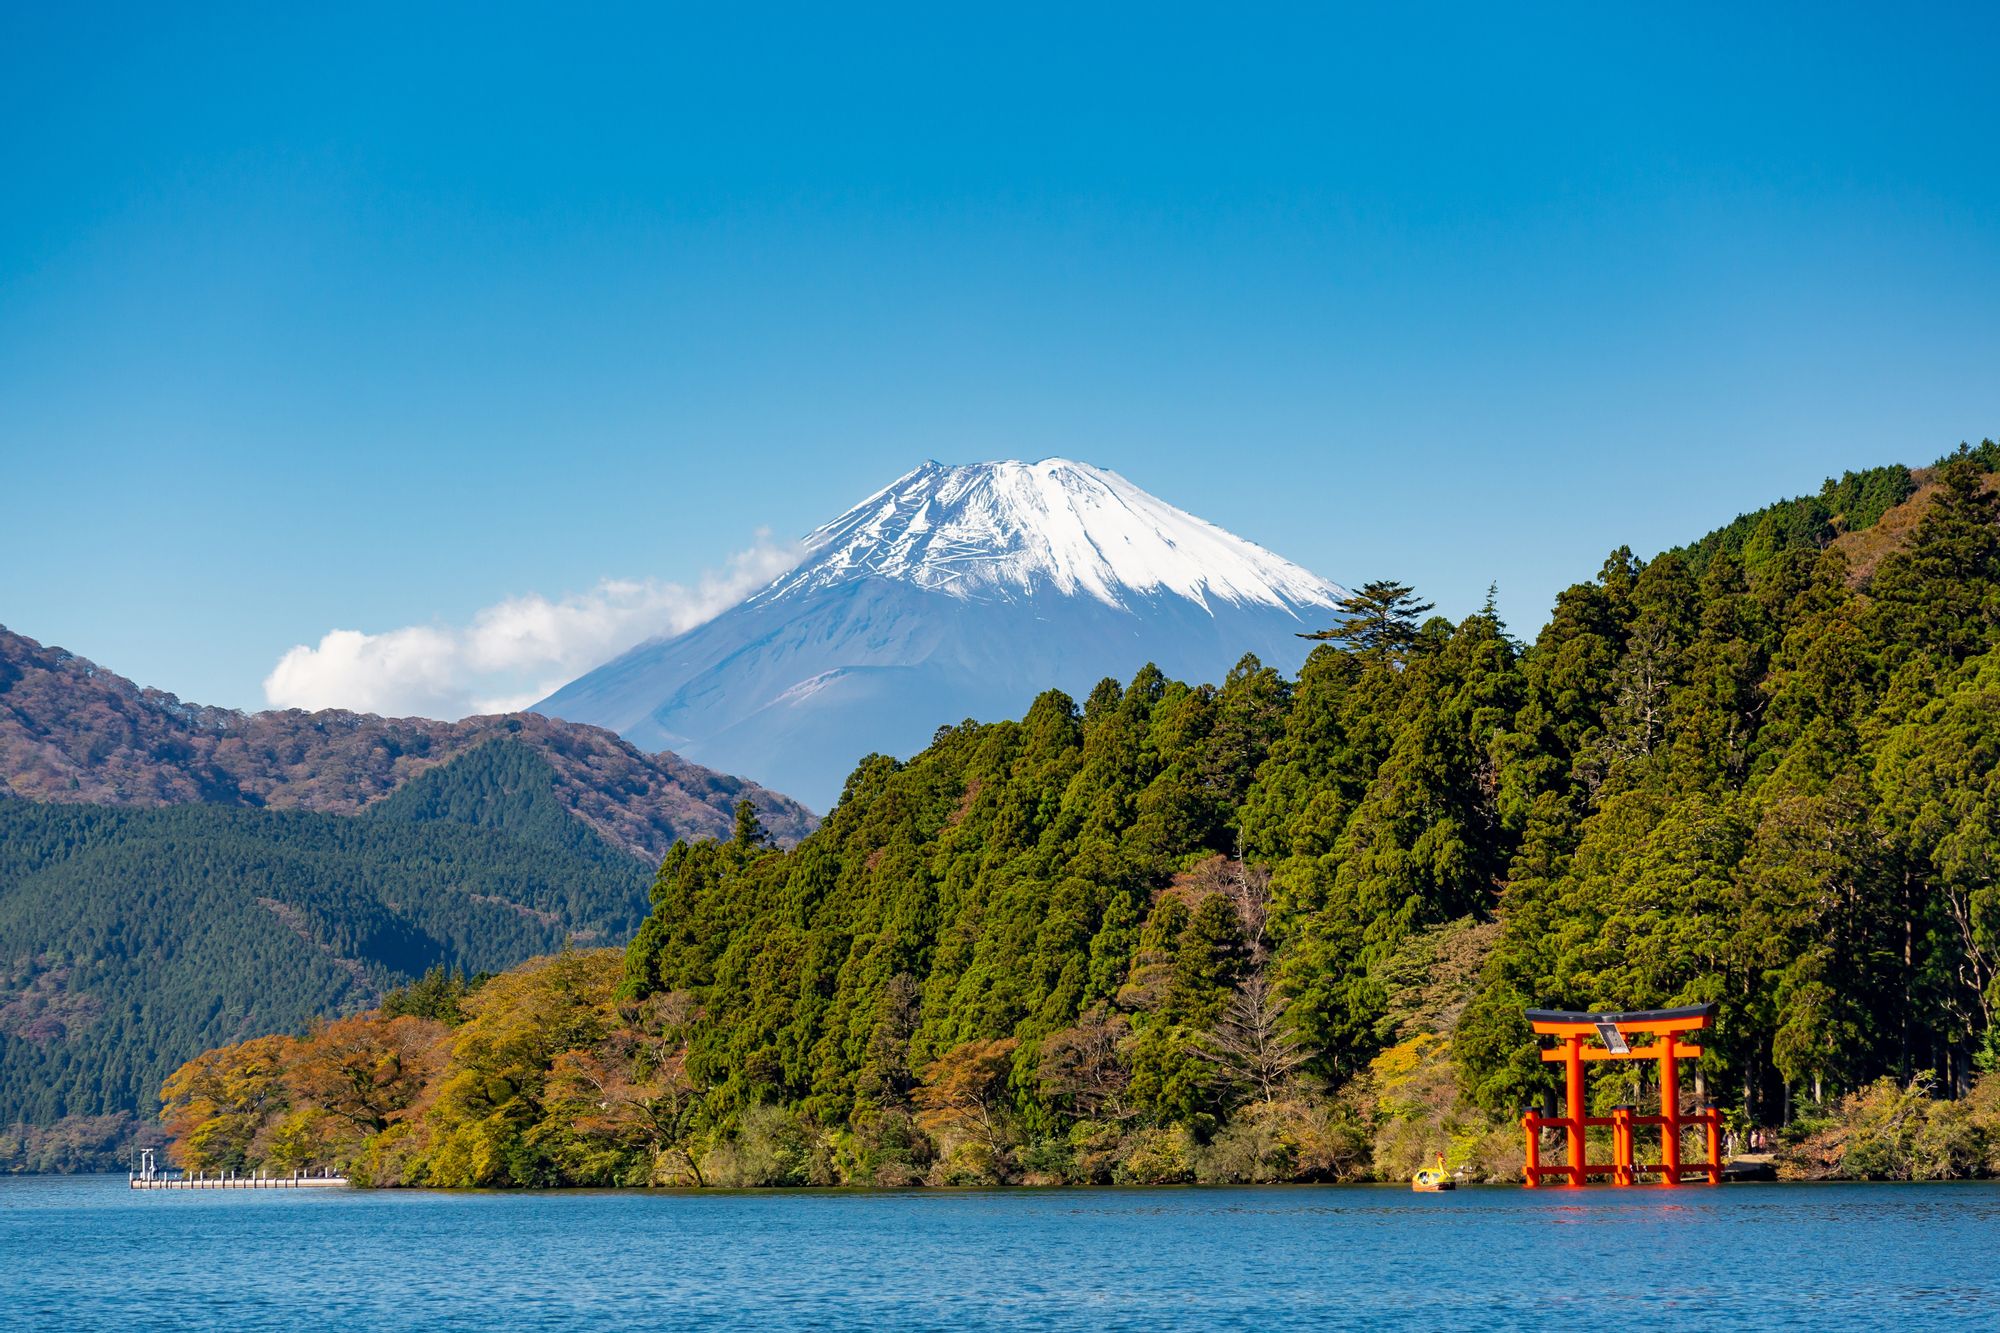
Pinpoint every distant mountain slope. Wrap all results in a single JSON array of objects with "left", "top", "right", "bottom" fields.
[
  {"left": 0, "top": 626, "right": 817, "bottom": 850},
  {"left": 1671, "top": 444, "right": 2000, "bottom": 584},
  {"left": 537, "top": 459, "right": 1349, "bottom": 809},
  {"left": 0, "top": 739, "right": 653, "bottom": 1127}
]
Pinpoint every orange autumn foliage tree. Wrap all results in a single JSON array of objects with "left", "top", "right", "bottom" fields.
[
  {"left": 160, "top": 1034, "right": 298, "bottom": 1172},
  {"left": 158, "top": 949, "right": 721, "bottom": 1188},
  {"left": 912, "top": 1038, "right": 1019, "bottom": 1178},
  {"left": 286, "top": 1014, "right": 447, "bottom": 1138}
]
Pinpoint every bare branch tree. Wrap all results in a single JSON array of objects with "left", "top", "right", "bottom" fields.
[
  {"left": 1195, "top": 972, "right": 1309, "bottom": 1105},
  {"left": 1037, "top": 1007, "right": 1135, "bottom": 1121},
  {"left": 1223, "top": 854, "right": 1274, "bottom": 965}
]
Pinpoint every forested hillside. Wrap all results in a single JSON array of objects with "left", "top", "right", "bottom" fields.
[
  {"left": 0, "top": 628, "right": 818, "bottom": 854},
  {"left": 0, "top": 741, "right": 655, "bottom": 1166},
  {"left": 0, "top": 627, "right": 812, "bottom": 1170},
  {"left": 161, "top": 443, "right": 2000, "bottom": 1187}
]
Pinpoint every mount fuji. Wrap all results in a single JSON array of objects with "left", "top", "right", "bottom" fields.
[{"left": 534, "top": 460, "right": 1348, "bottom": 811}]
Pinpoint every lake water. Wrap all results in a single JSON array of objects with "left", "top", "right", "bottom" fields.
[{"left": 4, "top": 1175, "right": 1997, "bottom": 1330}]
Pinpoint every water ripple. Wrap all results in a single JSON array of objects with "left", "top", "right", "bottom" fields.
[{"left": 4, "top": 1177, "right": 1997, "bottom": 1330}]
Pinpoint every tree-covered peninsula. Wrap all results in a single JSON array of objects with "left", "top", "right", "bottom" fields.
[{"left": 160, "top": 446, "right": 2000, "bottom": 1186}]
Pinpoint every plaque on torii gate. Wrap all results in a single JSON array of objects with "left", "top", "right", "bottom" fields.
[{"left": 1521, "top": 1003, "right": 1723, "bottom": 1187}]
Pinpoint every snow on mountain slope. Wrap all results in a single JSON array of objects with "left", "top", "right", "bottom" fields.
[
  {"left": 761, "top": 459, "right": 1343, "bottom": 611},
  {"left": 535, "top": 459, "right": 1347, "bottom": 811}
]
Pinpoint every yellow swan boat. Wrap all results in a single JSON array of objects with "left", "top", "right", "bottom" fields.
[{"left": 1412, "top": 1154, "right": 1455, "bottom": 1192}]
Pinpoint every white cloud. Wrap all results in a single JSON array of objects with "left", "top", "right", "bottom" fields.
[{"left": 263, "top": 533, "right": 800, "bottom": 719}]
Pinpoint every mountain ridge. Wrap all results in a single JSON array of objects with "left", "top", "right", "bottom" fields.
[{"left": 0, "top": 626, "right": 817, "bottom": 852}]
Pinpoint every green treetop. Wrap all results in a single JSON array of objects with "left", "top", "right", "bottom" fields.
[{"left": 1299, "top": 580, "right": 1436, "bottom": 662}]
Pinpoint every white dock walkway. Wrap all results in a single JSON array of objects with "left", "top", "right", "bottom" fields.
[{"left": 129, "top": 1169, "right": 349, "bottom": 1189}]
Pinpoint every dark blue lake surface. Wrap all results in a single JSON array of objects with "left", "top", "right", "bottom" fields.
[{"left": 4, "top": 1175, "right": 1998, "bottom": 1330}]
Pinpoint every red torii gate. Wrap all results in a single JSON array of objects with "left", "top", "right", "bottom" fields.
[{"left": 1521, "top": 1003, "right": 1722, "bottom": 1188}]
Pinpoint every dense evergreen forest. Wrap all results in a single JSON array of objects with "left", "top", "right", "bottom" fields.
[
  {"left": 0, "top": 741, "right": 652, "bottom": 1168},
  {"left": 161, "top": 445, "right": 2000, "bottom": 1186}
]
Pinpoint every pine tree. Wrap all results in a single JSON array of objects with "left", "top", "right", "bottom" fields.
[
  {"left": 731, "top": 799, "right": 768, "bottom": 848},
  {"left": 1868, "top": 457, "right": 2000, "bottom": 668},
  {"left": 1298, "top": 580, "right": 1435, "bottom": 661}
]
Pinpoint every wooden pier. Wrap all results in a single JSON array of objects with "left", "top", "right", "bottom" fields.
[{"left": 130, "top": 1171, "right": 348, "bottom": 1189}]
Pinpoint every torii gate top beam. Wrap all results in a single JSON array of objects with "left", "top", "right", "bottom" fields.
[{"left": 1525, "top": 1003, "right": 1716, "bottom": 1038}]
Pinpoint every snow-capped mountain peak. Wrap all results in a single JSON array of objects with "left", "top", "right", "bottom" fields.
[
  {"left": 538, "top": 457, "right": 1350, "bottom": 808},
  {"left": 755, "top": 458, "right": 1346, "bottom": 613}
]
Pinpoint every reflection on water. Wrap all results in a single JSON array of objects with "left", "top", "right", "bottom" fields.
[{"left": 4, "top": 1175, "right": 1997, "bottom": 1330}]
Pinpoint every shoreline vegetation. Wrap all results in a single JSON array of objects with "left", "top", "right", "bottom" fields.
[
  {"left": 156, "top": 952, "right": 2000, "bottom": 1188},
  {"left": 2, "top": 1113, "right": 166, "bottom": 1175},
  {"left": 158, "top": 444, "right": 2000, "bottom": 1188}
]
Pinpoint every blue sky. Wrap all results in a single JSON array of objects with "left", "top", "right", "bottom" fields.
[{"left": 4, "top": 4, "right": 1996, "bottom": 712}]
